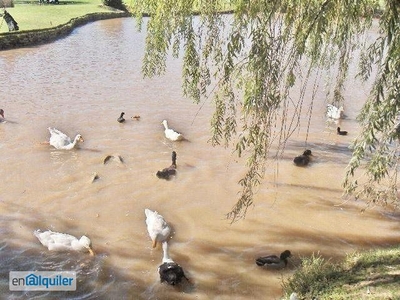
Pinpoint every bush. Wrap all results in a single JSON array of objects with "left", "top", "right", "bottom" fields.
[
  {"left": 282, "top": 253, "right": 343, "bottom": 299},
  {"left": 0, "top": 0, "right": 14, "bottom": 7},
  {"left": 102, "top": 0, "right": 126, "bottom": 11}
]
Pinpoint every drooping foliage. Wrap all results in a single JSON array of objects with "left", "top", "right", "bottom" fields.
[
  {"left": 344, "top": 0, "right": 400, "bottom": 208},
  {"left": 129, "top": 0, "right": 400, "bottom": 221}
]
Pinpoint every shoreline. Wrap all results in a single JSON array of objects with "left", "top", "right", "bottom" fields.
[{"left": 0, "top": 10, "right": 131, "bottom": 51}]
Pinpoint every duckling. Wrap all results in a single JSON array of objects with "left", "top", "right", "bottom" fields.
[
  {"left": 131, "top": 115, "right": 141, "bottom": 121},
  {"left": 293, "top": 149, "right": 312, "bottom": 166},
  {"left": 158, "top": 241, "right": 189, "bottom": 285},
  {"left": 117, "top": 112, "right": 125, "bottom": 123},
  {"left": 256, "top": 250, "right": 292, "bottom": 269},
  {"left": 337, "top": 127, "right": 348, "bottom": 135},
  {"left": 156, "top": 151, "right": 177, "bottom": 180}
]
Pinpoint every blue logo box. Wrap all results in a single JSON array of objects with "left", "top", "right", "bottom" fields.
[{"left": 9, "top": 271, "right": 77, "bottom": 291}]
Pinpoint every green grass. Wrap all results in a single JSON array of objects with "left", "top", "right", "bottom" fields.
[
  {"left": 1, "top": 0, "right": 115, "bottom": 33},
  {"left": 282, "top": 246, "right": 400, "bottom": 300}
]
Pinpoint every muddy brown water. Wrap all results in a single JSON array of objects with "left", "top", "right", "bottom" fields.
[{"left": 0, "top": 17, "right": 399, "bottom": 299}]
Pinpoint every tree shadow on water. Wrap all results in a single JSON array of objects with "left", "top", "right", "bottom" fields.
[
  {"left": 0, "top": 201, "right": 201, "bottom": 300},
  {"left": 0, "top": 202, "right": 148, "bottom": 300},
  {"left": 0, "top": 241, "right": 146, "bottom": 299}
]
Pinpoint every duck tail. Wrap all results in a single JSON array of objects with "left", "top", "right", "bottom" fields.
[{"left": 255, "top": 257, "right": 267, "bottom": 266}]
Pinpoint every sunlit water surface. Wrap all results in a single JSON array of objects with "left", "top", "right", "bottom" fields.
[{"left": 0, "top": 17, "right": 399, "bottom": 300}]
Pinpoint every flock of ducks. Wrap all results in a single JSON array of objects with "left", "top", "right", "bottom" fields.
[
  {"left": 32, "top": 209, "right": 189, "bottom": 286},
  {"left": 33, "top": 209, "right": 189, "bottom": 286},
  {"left": 46, "top": 115, "right": 184, "bottom": 151},
  {"left": 293, "top": 104, "right": 348, "bottom": 167},
  {"left": 32, "top": 113, "right": 190, "bottom": 285},
  {"left": 2, "top": 103, "right": 348, "bottom": 289}
]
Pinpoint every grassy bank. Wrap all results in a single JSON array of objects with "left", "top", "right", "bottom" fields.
[
  {"left": 282, "top": 246, "right": 400, "bottom": 299},
  {"left": 0, "top": 0, "right": 117, "bottom": 33}
]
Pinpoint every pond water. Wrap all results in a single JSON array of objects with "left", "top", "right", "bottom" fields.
[{"left": 0, "top": 17, "right": 399, "bottom": 300}]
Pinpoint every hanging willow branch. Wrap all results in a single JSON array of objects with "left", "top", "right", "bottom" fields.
[
  {"left": 344, "top": 0, "right": 400, "bottom": 207},
  {"left": 129, "top": 0, "right": 398, "bottom": 221}
]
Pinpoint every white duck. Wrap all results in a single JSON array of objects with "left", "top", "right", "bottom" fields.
[
  {"left": 158, "top": 241, "right": 189, "bottom": 285},
  {"left": 145, "top": 209, "right": 171, "bottom": 248},
  {"left": 162, "top": 120, "right": 184, "bottom": 141},
  {"left": 326, "top": 104, "right": 344, "bottom": 119},
  {"left": 48, "top": 127, "right": 84, "bottom": 150},
  {"left": 34, "top": 229, "right": 95, "bottom": 255}
]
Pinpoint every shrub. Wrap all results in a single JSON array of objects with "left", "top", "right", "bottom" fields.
[
  {"left": 282, "top": 253, "right": 343, "bottom": 299},
  {"left": 102, "top": 0, "right": 126, "bottom": 11},
  {"left": 0, "top": 0, "right": 14, "bottom": 7}
]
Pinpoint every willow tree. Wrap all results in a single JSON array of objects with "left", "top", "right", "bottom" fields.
[{"left": 129, "top": 0, "right": 400, "bottom": 221}]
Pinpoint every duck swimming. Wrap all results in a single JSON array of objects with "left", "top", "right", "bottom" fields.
[
  {"left": 162, "top": 120, "right": 184, "bottom": 141},
  {"left": 145, "top": 209, "right": 171, "bottom": 248},
  {"left": 117, "top": 112, "right": 125, "bottom": 123},
  {"left": 159, "top": 241, "right": 189, "bottom": 285},
  {"left": 34, "top": 229, "right": 95, "bottom": 255},
  {"left": 156, "top": 151, "right": 177, "bottom": 180},
  {"left": 103, "top": 154, "right": 124, "bottom": 165},
  {"left": 326, "top": 104, "right": 344, "bottom": 119},
  {"left": 0, "top": 109, "right": 6, "bottom": 123},
  {"left": 293, "top": 149, "right": 312, "bottom": 166},
  {"left": 337, "top": 127, "right": 348, "bottom": 135},
  {"left": 48, "top": 127, "right": 84, "bottom": 150},
  {"left": 256, "top": 250, "right": 292, "bottom": 269}
]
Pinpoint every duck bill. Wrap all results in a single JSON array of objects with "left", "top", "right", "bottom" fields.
[
  {"left": 152, "top": 240, "right": 157, "bottom": 248},
  {"left": 88, "top": 247, "right": 95, "bottom": 256}
]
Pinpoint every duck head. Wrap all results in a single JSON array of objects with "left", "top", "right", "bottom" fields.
[
  {"left": 75, "top": 134, "right": 84, "bottom": 143},
  {"left": 78, "top": 235, "right": 95, "bottom": 256},
  {"left": 280, "top": 250, "right": 292, "bottom": 261},
  {"left": 159, "top": 262, "right": 186, "bottom": 285}
]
